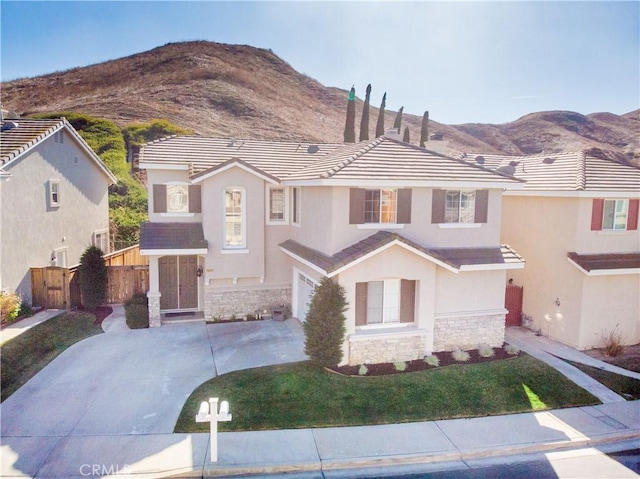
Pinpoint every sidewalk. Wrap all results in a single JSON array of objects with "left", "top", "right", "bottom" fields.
[{"left": 0, "top": 309, "right": 63, "bottom": 345}]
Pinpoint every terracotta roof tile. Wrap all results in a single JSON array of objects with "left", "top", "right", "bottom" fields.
[{"left": 1, "top": 119, "right": 64, "bottom": 165}]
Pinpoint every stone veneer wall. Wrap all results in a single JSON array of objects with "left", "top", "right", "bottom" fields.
[
  {"left": 205, "top": 286, "right": 291, "bottom": 320},
  {"left": 432, "top": 312, "right": 505, "bottom": 352},
  {"left": 348, "top": 333, "right": 427, "bottom": 366}
]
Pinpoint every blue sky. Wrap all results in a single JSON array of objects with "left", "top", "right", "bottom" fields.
[{"left": 1, "top": 1, "right": 638, "bottom": 124}]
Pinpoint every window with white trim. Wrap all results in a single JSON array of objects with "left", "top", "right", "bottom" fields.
[
  {"left": 93, "top": 230, "right": 109, "bottom": 254},
  {"left": 445, "top": 190, "right": 476, "bottom": 223},
  {"left": 365, "top": 189, "right": 397, "bottom": 223},
  {"left": 356, "top": 279, "right": 415, "bottom": 326},
  {"left": 268, "top": 187, "right": 286, "bottom": 223},
  {"left": 48, "top": 180, "right": 60, "bottom": 208},
  {"left": 292, "top": 187, "right": 301, "bottom": 225},
  {"left": 225, "top": 187, "right": 245, "bottom": 248},
  {"left": 603, "top": 199, "right": 628, "bottom": 230}
]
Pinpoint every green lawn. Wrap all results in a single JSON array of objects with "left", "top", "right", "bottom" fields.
[
  {"left": 1, "top": 312, "right": 103, "bottom": 401},
  {"left": 564, "top": 359, "right": 640, "bottom": 401},
  {"left": 175, "top": 355, "right": 599, "bottom": 432}
]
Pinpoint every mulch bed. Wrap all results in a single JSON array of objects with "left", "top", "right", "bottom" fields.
[
  {"left": 330, "top": 346, "right": 518, "bottom": 377},
  {"left": 77, "top": 306, "right": 113, "bottom": 326}
]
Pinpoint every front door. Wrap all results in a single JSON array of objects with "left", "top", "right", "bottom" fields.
[{"left": 159, "top": 255, "right": 198, "bottom": 310}]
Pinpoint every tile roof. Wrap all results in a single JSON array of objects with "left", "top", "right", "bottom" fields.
[
  {"left": 568, "top": 252, "right": 640, "bottom": 272},
  {"left": 139, "top": 135, "right": 523, "bottom": 186},
  {"left": 1, "top": 119, "right": 64, "bottom": 165},
  {"left": 463, "top": 151, "right": 640, "bottom": 192},
  {"left": 140, "top": 222, "right": 208, "bottom": 251},
  {"left": 280, "top": 231, "right": 524, "bottom": 276}
]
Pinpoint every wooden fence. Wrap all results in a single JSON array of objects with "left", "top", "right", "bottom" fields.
[{"left": 31, "top": 245, "right": 148, "bottom": 309}]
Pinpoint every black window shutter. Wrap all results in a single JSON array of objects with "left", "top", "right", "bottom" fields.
[
  {"left": 474, "top": 190, "right": 489, "bottom": 223},
  {"left": 431, "top": 189, "right": 445, "bottom": 223},
  {"left": 153, "top": 184, "right": 167, "bottom": 213},
  {"left": 349, "top": 188, "right": 365, "bottom": 224},
  {"left": 397, "top": 189, "right": 412, "bottom": 224}
]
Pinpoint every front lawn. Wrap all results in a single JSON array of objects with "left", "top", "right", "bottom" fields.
[
  {"left": 1, "top": 311, "right": 103, "bottom": 401},
  {"left": 175, "top": 355, "right": 599, "bottom": 432}
]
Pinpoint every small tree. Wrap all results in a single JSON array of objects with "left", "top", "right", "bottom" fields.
[
  {"left": 343, "top": 86, "right": 356, "bottom": 143},
  {"left": 393, "top": 106, "right": 404, "bottom": 133},
  {"left": 403, "top": 126, "right": 410, "bottom": 143},
  {"left": 420, "top": 110, "right": 429, "bottom": 147},
  {"left": 303, "top": 277, "right": 347, "bottom": 367},
  {"left": 375, "top": 92, "right": 387, "bottom": 137},
  {"left": 359, "top": 83, "right": 372, "bottom": 141},
  {"left": 79, "top": 245, "right": 107, "bottom": 309}
]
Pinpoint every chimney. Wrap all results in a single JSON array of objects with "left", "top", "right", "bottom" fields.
[
  {"left": 384, "top": 127, "right": 403, "bottom": 141},
  {"left": 424, "top": 132, "right": 449, "bottom": 155}
]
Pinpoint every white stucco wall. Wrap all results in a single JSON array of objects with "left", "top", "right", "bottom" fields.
[{"left": 0, "top": 132, "right": 111, "bottom": 301}]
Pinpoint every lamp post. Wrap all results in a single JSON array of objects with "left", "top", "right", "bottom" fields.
[{"left": 195, "top": 397, "right": 232, "bottom": 462}]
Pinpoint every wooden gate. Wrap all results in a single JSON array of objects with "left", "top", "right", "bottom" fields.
[
  {"left": 31, "top": 266, "right": 70, "bottom": 309},
  {"left": 505, "top": 284, "right": 524, "bottom": 327},
  {"left": 106, "top": 266, "right": 148, "bottom": 303}
]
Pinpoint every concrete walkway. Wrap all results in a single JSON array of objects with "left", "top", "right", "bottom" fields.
[
  {"left": 101, "top": 304, "right": 130, "bottom": 332},
  {"left": 1, "top": 320, "right": 638, "bottom": 478},
  {"left": 0, "top": 309, "right": 64, "bottom": 345}
]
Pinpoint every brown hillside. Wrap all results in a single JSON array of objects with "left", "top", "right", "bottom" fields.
[{"left": 2, "top": 41, "right": 638, "bottom": 162}]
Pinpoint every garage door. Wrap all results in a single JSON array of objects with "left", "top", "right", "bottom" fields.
[{"left": 297, "top": 272, "right": 317, "bottom": 322}]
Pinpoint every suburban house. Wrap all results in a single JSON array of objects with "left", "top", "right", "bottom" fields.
[
  {"left": 138, "top": 133, "right": 525, "bottom": 365},
  {"left": 0, "top": 118, "right": 117, "bottom": 303},
  {"left": 472, "top": 151, "right": 640, "bottom": 350}
]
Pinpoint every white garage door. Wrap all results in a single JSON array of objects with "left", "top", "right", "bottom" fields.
[{"left": 297, "top": 272, "right": 317, "bottom": 322}]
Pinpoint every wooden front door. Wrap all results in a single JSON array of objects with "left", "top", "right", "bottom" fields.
[
  {"left": 159, "top": 256, "right": 198, "bottom": 310},
  {"left": 505, "top": 284, "right": 524, "bottom": 327}
]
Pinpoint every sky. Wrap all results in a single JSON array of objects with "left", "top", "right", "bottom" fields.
[{"left": 1, "top": 1, "right": 638, "bottom": 125}]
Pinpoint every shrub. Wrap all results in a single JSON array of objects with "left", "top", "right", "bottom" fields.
[
  {"left": 0, "top": 291, "right": 21, "bottom": 324},
  {"left": 478, "top": 343, "right": 495, "bottom": 358},
  {"left": 358, "top": 364, "right": 368, "bottom": 376},
  {"left": 424, "top": 354, "right": 440, "bottom": 367},
  {"left": 303, "top": 277, "right": 347, "bottom": 368},
  {"left": 505, "top": 344, "right": 520, "bottom": 356},
  {"left": 394, "top": 361, "right": 408, "bottom": 372},
  {"left": 601, "top": 324, "right": 624, "bottom": 357},
  {"left": 125, "top": 294, "right": 148, "bottom": 329},
  {"left": 452, "top": 348, "right": 470, "bottom": 362},
  {"left": 78, "top": 246, "right": 107, "bottom": 309}
]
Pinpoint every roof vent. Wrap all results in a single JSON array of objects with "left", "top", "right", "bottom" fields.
[
  {"left": 1, "top": 121, "right": 18, "bottom": 132},
  {"left": 543, "top": 157, "right": 556, "bottom": 164},
  {"left": 497, "top": 165, "right": 516, "bottom": 176},
  {"left": 509, "top": 160, "right": 520, "bottom": 167},
  {"left": 475, "top": 155, "right": 485, "bottom": 165},
  {"left": 307, "top": 145, "right": 319, "bottom": 154}
]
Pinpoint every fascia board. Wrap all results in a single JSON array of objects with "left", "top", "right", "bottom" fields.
[
  {"left": 278, "top": 247, "right": 328, "bottom": 276},
  {"left": 191, "top": 162, "right": 280, "bottom": 185},
  {"left": 459, "top": 262, "right": 526, "bottom": 272},
  {"left": 139, "top": 162, "right": 190, "bottom": 171},
  {"left": 140, "top": 248, "right": 208, "bottom": 256},
  {"left": 567, "top": 257, "right": 640, "bottom": 276},
  {"left": 283, "top": 179, "right": 523, "bottom": 189},
  {"left": 504, "top": 190, "right": 640, "bottom": 198}
]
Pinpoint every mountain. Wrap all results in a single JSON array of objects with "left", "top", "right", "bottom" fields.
[{"left": 2, "top": 41, "right": 638, "bottom": 163}]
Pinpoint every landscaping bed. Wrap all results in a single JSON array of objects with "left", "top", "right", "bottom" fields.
[{"left": 331, "top": 346, "right": 517, "bottom": 377}]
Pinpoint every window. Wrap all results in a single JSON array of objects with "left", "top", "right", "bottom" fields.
[
  {"left": 48, "top": 180, "right": 60, "bottom": 208},
  {"left": 356, "top": 279, "right": 416, "bottom": 326},
  {"left": 591, "top": 198, "right": 638, "bottom": 231},
  {"left": 603, "top": 199, "right": 628, "bottom": 230},
  {"left": 93, "top": 230, "right": 109, "bottom": 253},
  {"left": 350, "top": 188, "right": 411, "bottom": 225},
  {"left": 445, "top": 190, "right": 476, "bottom": 223},
  {"left": 292, "top": 187, "right": 301, "bottom": 225},
  {"left": 225, "top": 187, "right": 245, "bottom": 248},
  {"left": 432, "top": 189, "right": 488, "bottom": 224},
  {"left": 52, "top": 248, "right": 67, "bottom": 267},
  {"left": 167, "top": 184, "right": 189, "bottom": 213},
  {"left": 269, "top": 187, "right": 286, "bottom": 222}
]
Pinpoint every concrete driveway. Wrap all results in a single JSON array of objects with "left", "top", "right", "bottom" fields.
[{"left": 1, "top": 319, "right": 307, "bottom": 437}]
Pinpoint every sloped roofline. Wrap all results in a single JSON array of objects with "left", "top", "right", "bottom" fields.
[{"left": 191, "top": 157, "right": 280, "bottom": 184}]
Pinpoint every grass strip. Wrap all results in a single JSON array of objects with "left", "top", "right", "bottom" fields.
[
  {"left": 1, "top": 312, "right": 103, "bottom": 401},
  {"left": 563, "top": 359, "right": 640, "bottom": 400},
  {"left": 175, "top": 355, "right": 599, "bottom": 432}
]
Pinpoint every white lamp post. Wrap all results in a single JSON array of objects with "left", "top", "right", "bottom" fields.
[{"left": 195, "top": 397, "right": 232, "bottom": 462}]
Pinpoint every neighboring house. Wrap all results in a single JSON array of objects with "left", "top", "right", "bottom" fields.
[
  {"left": 139, "top": 134, "right": 525, "bottom": 365},
  {"left": 0, "top": 118, "right": 117, "bottom": 302},
  {"left": 471, "top": 151, "right": 640, "bottom": 350}
]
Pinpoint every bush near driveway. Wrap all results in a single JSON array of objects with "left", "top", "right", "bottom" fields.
[
  {"left": 1, "top": 311, "right": 103, "bottom": 402},
  {"left": 175, "top": 355, "right": 599, "bottom": 433},
  {"left": 124, "top": 293, "right": 149, "bottom": 329}
]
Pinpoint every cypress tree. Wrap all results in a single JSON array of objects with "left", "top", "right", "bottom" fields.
[
  {"left": 343, "top": 86, "right": 356, "bottom": 143},
  {"left": 393, "top": 106, "right": 404, "bottom": 133},
  {"left": 420, "top": 110, "right": 430, "bottom": 147},
  {"left": 375, "top": 92, "right": 387, "bottom": 137},
  {"left": 359, "top": 84, "right": 372, "bottom": 141},
  {"left": 403, "top": 126, "right": 410, "bottom": 143},
  {"left": 78, "top": 245, "right": 107, "bottom": 309}
]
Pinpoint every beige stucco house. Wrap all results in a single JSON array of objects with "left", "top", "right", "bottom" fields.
[
  {"left": 0, "top": 118, "right": 117, "bottom": 302},
  {"left": 139, "top": 134, "right": 525, "bottom": 365},
  {"left": 474, "top": 151, "right": 639, "bottom": 350}
]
